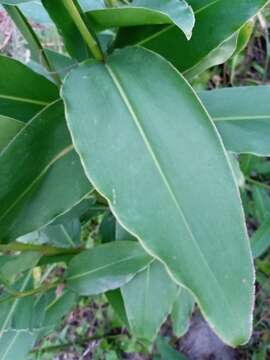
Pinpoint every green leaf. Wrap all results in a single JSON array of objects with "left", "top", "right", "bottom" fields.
[
  {"left": 0, "top": 252, "right": 41, "bottom": 281},
  {"left": 251, "top": 219, "right": 270, "bottom": 258},
  {"left": 0, "top": 271, "right": 45, "bottom": 333},
  {"left": 106, "top": 289, "right": 129, "bottom": 326},
  {"left": 66, "top": 241, "right": 152, "bottom": 296},
  {"left": 62, "top": 47, "right": 254, "bottom": 346},
  {"left": 121, "top": 261, "right": 178, "bottom": 341},
  {"left": 18, "top": 1, "right": 52, "bottom": 24},
  {"left": 40, "top": 219, "right": 81, "bottom": 248},
  {"left": 0, "top": 274, "right": 51, "bottom": 358},
  {"left": 0, "top": 330, "right": 36, "bottom": 360},
  {"left": 116, "top": 221, "right": 136, "bottom": 242},
  {"left": 184, "top": 32, "right": 239, "bottom": 80},
  {"left": 41, "top": 0, "right": 90, "bottom": 61},
  {"left": 37, "top": 289, "right": 77, "bottom": 339},
  {"left": 114, "top": 0, "right": 268, "bottom": 75},
  {"left": 234, "top": 20, "right": 254, "bottom": 55},
  {"left": 0, "top": 272, "right": 32, "bottom": 332},
  {"left": 99, "top": 211, "right": 116, "bottom": 243},
  {"left": 44, "top": 49, "right": 78, "bottom": 80},
  {"left": 199, "top": 86, "right": 270, "bottom": 156},
  {"left": 0, "top": 55, "right": 58, "bottom": 121},
  {"left": 253, "top": 186, "right": 270, "bottom": 224},
  {"left": 156, "top": 337, "right": 187, "bottom": 360},
  {"left": 0, "top": 101, "right": 91, "bottom": 242},
  {"left": 87, "top": 0, "right": 194, "bottom": 39},
  {"left": 171, "top": 288, "right": 194, "bottom": 338},
  {"left": 0, "top": 115, "right": 24, "bottom": 151}
]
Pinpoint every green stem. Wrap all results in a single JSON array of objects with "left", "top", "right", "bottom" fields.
[
  {"left": 246, "top": 177, "right": 270, "bottom": 191},
  {"left": 31, "top": 333, "right": 122, "bottom": 353},
  {"left": 62, "top": 0, "right": 104, "bottom": 61},
  {"left": 0, "top": 242, "right": 83, "bottom": 256},
  {"left": 4, "top": 5, "right": 61, "bottom": 86},
  {"left": 0, "top": 280, "right": 61, "bottom": 305}
]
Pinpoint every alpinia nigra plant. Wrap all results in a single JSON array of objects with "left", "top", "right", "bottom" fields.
[{"left": 0, "top": 0, "right": 270, "bottom": 357}]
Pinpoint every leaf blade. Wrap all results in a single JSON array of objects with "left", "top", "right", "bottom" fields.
[
  {"left": 66, "top": 241, "right": 152, "bottom": 295},
  {"left": 62, "top": 47, "right": 254, "bottom": 346}
]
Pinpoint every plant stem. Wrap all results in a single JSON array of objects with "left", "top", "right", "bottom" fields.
[
  {"left": 31, "top": 333, "right": 122, "bottom": 353},
  {"left": 62, "top": 0, "right": 104, "bottom": 61},
  {"left": 246, "top": 177, "right": 270, "bottom": 191},
  {"left": 0, "top": 280, "right": 61, "bottom": 305},
  {"left": 0, "top": 242, "right": 83, "bottom": 256}
]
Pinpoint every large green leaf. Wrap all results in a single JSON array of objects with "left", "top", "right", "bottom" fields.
[
  {"left": 199, "top": 86, "right": 270, "bottom": 156},
  {"left": 0, "top": 115, "right": 24, "bottom": 151},
  {"left": 121, "top": 261, "right": 178, "bottom": 341},
  {"left": 66, "top": 241, "right": 152, "bottom": 295},
  {"left": 86, "top": 0, "right": 194, "bottom": 39},
  {"left": 62, "top": 47, "right": 254, "bottom": 346},
  {"left": 0, "top": 55, "right": 58, "bottom": 121},
  {"left": 114, "top": 0, "right": 268, "bottom": 75},
  {"left": 0, "top": 101, "right": 91, "bottom": 243}
]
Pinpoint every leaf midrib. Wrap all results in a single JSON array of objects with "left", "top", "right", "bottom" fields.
[
  {"left": 0, "top": 94, "right": 50, "bottom": 106},
  {"left": 214, "top": 115, "right": 270, "bottom": 122},
  {"left": 1, "top": 331, "right": 20, "bottom": 360},
  {"left": 105, "top": 62, "right": 235, "bottom": 318},
  {"left": 67, "top": 253, "right": 148, "bottom": 281}
]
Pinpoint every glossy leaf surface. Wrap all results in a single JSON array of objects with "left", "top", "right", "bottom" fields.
[
  {"left": 62, "top": 47, "right": 254, "bottom": 346},
  {"left": 114, "top": 0, "right": 269, "bottom": 74},
  {"left": 0, "top": 101, "right": 91, "bottom": 242},
  {"left": 0, "top": 55, "right": 58, "bottom": 121},
  {"left": 66, "top": 241, "right": 152, "bottom": 296},
  {"left": 87, "top": 0, "right": 194, "bottom": 39}
]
